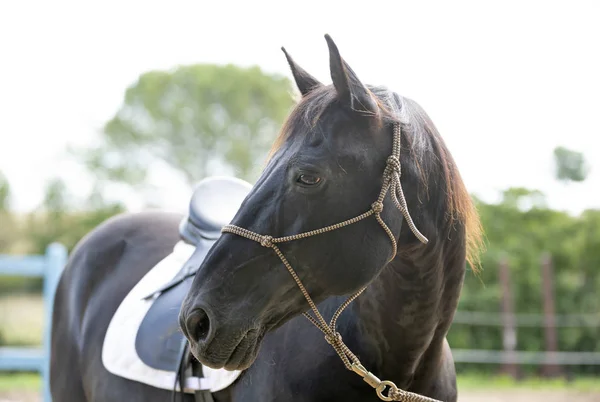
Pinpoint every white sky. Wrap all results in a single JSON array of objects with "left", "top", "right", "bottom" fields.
[{"left": 0, "top": 0, "right": 599, "bottom": 215}]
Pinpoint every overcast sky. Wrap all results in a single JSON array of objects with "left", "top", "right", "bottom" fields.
[{"left": 1, "top": 0, "right": 598, "bottom": 215}]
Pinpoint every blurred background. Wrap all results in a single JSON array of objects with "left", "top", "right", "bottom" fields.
[{"left": 1, "top": 1, "right": 599, "bottom": 401}]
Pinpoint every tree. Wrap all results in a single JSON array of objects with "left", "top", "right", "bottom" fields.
[
  {"left": 25, "top": 178, "right": 125, "bottom": 254},
  {"left": 43, "top": 178, "right": 69, "bottom": 214},
  {"left": 79, "top": 64, "right": 296, "bottom": 188},
  {"left": 449, "top": 188, "right": 600, "bottom": 376},
  {"left": 501, "top": 187, "right": 547, "bottom": 210},
  {"left": 0, "top": 170, "right": 9, "bottom": 212},
  {"left": 553, "top": 146, "right": 589, "bottom": 183},
  {"left": 0, "top": 171, "right": 14, "bottom": 252}
]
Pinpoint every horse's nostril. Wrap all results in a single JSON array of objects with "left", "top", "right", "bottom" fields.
[{"left": 185, "top": 308, "right": 211, "bottom": 344}]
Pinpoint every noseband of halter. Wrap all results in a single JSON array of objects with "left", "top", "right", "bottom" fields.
[{"left": 222, "top": 123, "right": 439, "bottom": 402}]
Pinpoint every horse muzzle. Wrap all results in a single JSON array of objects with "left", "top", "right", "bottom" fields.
[{"left": 180, "top": 305, "right": 264, "bottom": 371}]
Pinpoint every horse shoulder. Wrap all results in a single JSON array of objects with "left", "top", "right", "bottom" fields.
[{"left": 51, "top": 211, "right": 185, "bottom": 401}]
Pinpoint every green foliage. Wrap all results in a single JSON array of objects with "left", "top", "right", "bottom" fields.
[
  {"left": 43, "top": 178, "right": 69, "bottom": 214},
  {"left": 449, "top": 188, "right": 600, "bottom": 375},
  {"left": 553, "top": 146, "right": 589, "bottom": 183},
  {"left": 79, "top": 64, "right": 295, "bottom": 186},
  {"left": 22, "top": 205, "right": 125, "bottom": 256},
  {"left": 0, "top": 373, "right": 41, "bottom": 392},
  {"left": 0, "top": 171, "right": 9, "bottom": 212},
  {"left": 25, "top": 198, "right": 125, "bottom": 256},
  {"left": 0, "top": 178, "right": 124, "bottom": 256},
  {"left": 0, "top": 295, "right": 43, "bottom": 346},
  {"left": 0, "top": 172, "right": 15, "bottom": 252},
  {"left": 0, "top": 178, "right": 125, "bottom": 293},
  {"left": 457, "top": 373, "right": 600, "bottom": 391},
  {"left": 0, "top": 64, "right": 598, "bottom": 379}
]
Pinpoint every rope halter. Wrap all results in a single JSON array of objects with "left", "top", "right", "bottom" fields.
[{"left": 221, "top": 122, "right": 439, "bottom": 402}]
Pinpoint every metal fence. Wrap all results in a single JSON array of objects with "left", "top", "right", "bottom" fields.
[
  {"left": 0, "top": 243, "right": 68, "bottom": 402},
  {"left": 451, "top": 310, "right": 600, "bottom": 367},
  {"left": 0, "top": 245, "right": 598, "bottom": 401}
]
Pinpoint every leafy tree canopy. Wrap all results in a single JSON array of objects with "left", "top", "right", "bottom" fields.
[
  {"left": 80, "top": 64, "right": 296, "bottom": 186},
  {"left": 0, "top": 170, "right": 10, "bottom": 212},
  {"left": 553, "top": 146, "right": 589, "bottom": 183}
]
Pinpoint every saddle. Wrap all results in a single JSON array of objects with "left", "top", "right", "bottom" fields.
[
  {"left": 102, "top": 176, "right": 252, "bottom": 401},
  {"left": 137, "top": 176, "right": 252, "bottom": 371}
]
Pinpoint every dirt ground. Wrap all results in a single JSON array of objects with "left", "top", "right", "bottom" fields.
[
  {"left": 2, "top": 389, "right": 600, "bottom": 402},
  {"left": 0, "top": 391, "right": 38, "bottom": 402},
  {"left": 458, "top": 389, "right": 600, "bottom": 402}
]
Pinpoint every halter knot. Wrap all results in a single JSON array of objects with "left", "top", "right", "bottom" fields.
[
  {"left": 325, "top": 331, "right": 343, "bottom": 345},
  {"left": 371, "top": 201, "right": 384, "bottom": 214},
  {"left": 260, "top": 235, "right": 274, "bottom": 248},
  {"left": 386, "top": 155, "right": 401, "bottom": 174}
]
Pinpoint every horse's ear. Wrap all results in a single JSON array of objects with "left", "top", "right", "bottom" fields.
[
  {"left": 281, "top": 47, "right": 323, "bottom": 96},
  {"left": 324, "top": 34, "right": 378, "bottom": 114}
]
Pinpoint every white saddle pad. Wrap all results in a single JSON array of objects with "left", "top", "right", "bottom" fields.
[{"left": 102, "top": 241, "right": 243, "bottom": 393}]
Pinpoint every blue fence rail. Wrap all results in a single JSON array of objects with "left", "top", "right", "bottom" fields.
[
  {"left": 0, "top": 244, "right": 598, "bottom": 399},
  {"left": 0, "top": 243, "right": 68, "bottom": 402}
]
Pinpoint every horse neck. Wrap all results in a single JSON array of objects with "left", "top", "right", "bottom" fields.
[{"left": 348, "top": 244, "right": 465, "bottom": 388}]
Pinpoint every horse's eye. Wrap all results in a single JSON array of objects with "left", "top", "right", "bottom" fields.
[{"left": 297, "top": 174, "right": 321, "bottom": 186}]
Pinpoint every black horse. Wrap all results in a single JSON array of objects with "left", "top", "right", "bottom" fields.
[{"left": 50, "top": 35, "right": 482, "bottom": 402}]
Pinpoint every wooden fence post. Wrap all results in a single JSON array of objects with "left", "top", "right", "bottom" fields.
[
  {"left": 540, "top": 252, "right": 563, "bottom": 377},
  {"left": 499, "top": 255, "right": 519, "bottom": 378}
]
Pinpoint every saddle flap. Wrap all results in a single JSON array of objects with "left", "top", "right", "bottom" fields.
[
  {"left": 103, "top": 239, "right": 243, "bottom": 394},
  {"left": 135, "top": 274, "right": 193, "bottom": 371},
  {"left": 135, "top": 242, "right": 213, "bottom": 372}
]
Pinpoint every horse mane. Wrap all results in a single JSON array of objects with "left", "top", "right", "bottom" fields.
[{"left": 267, "top": 85, "right": 484, "bottom": 271}]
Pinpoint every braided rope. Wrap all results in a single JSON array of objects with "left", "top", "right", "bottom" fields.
[
  {"left": 221, "top": 123, "right": 438, "bottom": 402},
  {"left": 388, "top": 387, "right": 443, "bottom": 402}
]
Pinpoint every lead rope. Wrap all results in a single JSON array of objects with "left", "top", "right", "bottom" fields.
[{"left": 222, "top": 123, "right": 440, "bottom": 402}]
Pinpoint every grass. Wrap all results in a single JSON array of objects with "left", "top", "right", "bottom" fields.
[
  {"left": 1, "top": 295, "right": 599, "bottom": 395},
  {"left": 457, "top": 373, "right": 600, "bottom": 392},
  {"left": 0, "top": 373, "right": 40, "bottom": 392},
  {"left": 0, "top": 295, "right": 44, "bottom": 396},
  {"left": 0, "top": 372, "right": 598, "bottom": 393},
  {"left": 0, "top": 294, "right": 44, "bottom": 346}
]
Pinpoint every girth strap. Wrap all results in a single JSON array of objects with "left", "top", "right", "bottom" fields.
[
  {"left": 194, "top": 391, "right": 215, "bottom": 402},
  {"left": 222, "top": 123, "right": 439, "bottom": 402},
  {"left": 192, "top": 360, "right": 214, "bottom": 402},
  {"left": 172, "top": 339, "right": 215, "bottom": 402},
  {"left": 173, "top": 340, "right": 189, "bottom": 402}
]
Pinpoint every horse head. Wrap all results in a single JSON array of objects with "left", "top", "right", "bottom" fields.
[{"left": 179, "top": 34, "right": 453, "bottom": 371}]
